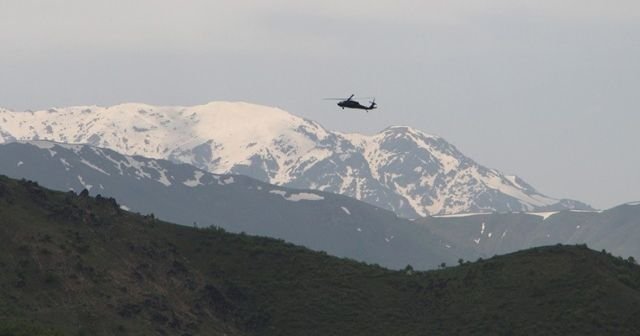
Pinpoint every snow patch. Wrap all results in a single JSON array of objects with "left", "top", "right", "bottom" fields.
[
  {"left": 505, "top": 175, "right": 523, "bottom": 189},
  {"left": 151, "top": 164, "right": 172, "bottom": 186},
  {"left": 269, "top": 190, "right": 287, "bottom": 197},
  {"left": 286, "top": 192, "right": 324, "bottom": 202},
  {"left": 527, "top": 211, "right": 559, "bottom": 220},
  {"left": 59, "top": 158, "right": 71, "bottom": 170},
  {"left": 570, "top": 209, "right": 603, "bottom": 213},
  {"left": 77, "top": 175, "right": 92, "bottom": 190},
  {"left": 432, "top": 212, "right": 490, "bottom": 218},
  {"left": 481, "top": 170, "right": 556, "bottom": 208},
  {"left": 25, "top": 140, "right": 57, "bottom": 149},
  {"left": 183, "top": 170, "right": 205, "bottom": 187},
  {"left": 269, "top": 189, "right": 324, "bottom": 202},
  {"left": 80, "top": 159, "right": 111, "bottom": 175}
]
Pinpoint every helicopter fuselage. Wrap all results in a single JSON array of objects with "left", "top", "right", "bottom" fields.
[{"left": 337, "top": 100, "right": 376, "bottom": 110}]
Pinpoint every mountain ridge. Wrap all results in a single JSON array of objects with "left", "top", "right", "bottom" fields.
[
  {"left": 3, "top": 140, "right": 638, "bottom": 268},
  {"left": 0, "top": 101, "right": 591, "bottom": 217},
  {"left": 0, "top": 140, "right": 460, "bottom": 269},
  {"left": 419, "top": 203, "right": 640, "bottom": 262},
  {"left": 0, "top": 174, "right": 639, "bottom": 335}
]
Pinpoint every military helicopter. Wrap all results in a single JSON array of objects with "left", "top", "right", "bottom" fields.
[{"left": 324, "top": 94, "right": 377, "bottom": 111}]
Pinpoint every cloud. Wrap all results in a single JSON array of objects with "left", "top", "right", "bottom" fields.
[
  {"left": 2, "top": 0, "right": 638, "bottom": 56},
  {"left": 0, "top": 1, "right": 267, "bottom": 53}
]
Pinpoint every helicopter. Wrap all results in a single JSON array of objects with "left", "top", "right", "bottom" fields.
[{"left": 324, "top": 94, "right": 377, "bottom": 111}]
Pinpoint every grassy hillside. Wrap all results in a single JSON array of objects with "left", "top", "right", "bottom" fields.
[{"left": 1, "top": 175, "right": 640, "bottom": 335}]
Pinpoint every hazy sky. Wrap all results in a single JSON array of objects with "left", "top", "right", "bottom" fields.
[{"left": 1, "top": 0, "right": 639, "bottom": 209}]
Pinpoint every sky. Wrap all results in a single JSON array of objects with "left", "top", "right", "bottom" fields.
[{"left": 1, "top": 0, "right": 639, "bottom": 209}]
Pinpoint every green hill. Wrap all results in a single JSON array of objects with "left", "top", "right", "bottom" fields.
[{"left": 1, "top": 175, "right": 640, "bottom": 335}]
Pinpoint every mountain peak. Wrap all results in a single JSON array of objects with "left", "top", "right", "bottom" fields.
[
  {"left": 381, "top": 125, "right": 439, "bottom": 139},
  {"left": 107, "top": 102, "right": 157, "bottom": 111}
]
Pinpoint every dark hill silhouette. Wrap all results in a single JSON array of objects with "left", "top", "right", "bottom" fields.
[{"left": 1, "top": 175, "right": 640, "bottom": 335}]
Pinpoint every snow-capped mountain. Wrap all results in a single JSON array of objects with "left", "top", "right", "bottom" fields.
[
  {"left": 0, "top": 102, "right": 591, "bottom": 217},
  {"left": 0, "top": 140, "right": 460, "bottom": 269}
]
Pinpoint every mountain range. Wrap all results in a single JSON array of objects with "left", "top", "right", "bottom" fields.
[
  {"left": 2, "top": 101, "right": 639, "bottom": 334},
  {"left": 419, "top": 204, "right": 640, "bottom": 261},
  {"left": 2, "top": 140, "right": 638, "bottom": 268},
  {"left": 0, "top": 141, "right": 458, "bottom": 269},
  {"left": 0, "top": 102, "right": 591, "bottom": 217},
  {"left": 2, "top": 175, "right": 640, "bottom": 335}
]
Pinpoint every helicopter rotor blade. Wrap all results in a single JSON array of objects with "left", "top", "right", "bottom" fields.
[{"left": 324, "top": 95, "right": 375, "bottom": 101}]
